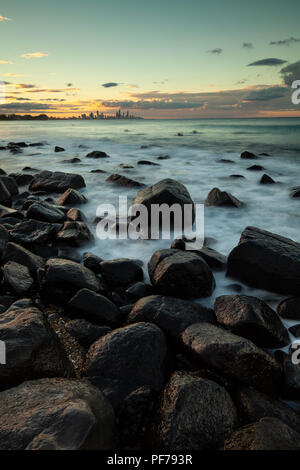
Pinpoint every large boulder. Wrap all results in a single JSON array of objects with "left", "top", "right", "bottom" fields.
[
  {"left": 10, "top": 219, "right": 61, "bottom": 246},
  {"left": 148, "top": 249, "right": 215, "bottom": 298},
  {"left": 84, "top": 322, "right": 167, "bottom": 408},
  {"left": 29, "top": 170, "right": 85, "bottom": 193},
  {"left": 181, "top": 322, "right": 282, "bottom": 393},
  {"left": 100, "top": 258, "right": 144, "bottom": 287},
  {"left": 0, "top": 301, "right": 74, "bottom": 390},
  {"left": 223, "top": 418, "right": 300, "bottom": 450},
  {"left": 240, "top": 151, "right": 258, "bottom": 159},
  {"left": 27, "top": 201, "right": 66, "bottom": 223},
  {"left": 127, "top": 295, "right": 214, "bottom": 340},
  {"left": 154, "top": 372, "right": 238, "bottom": 450},
  {"left": 227, "top": 226, "right": 300, "bottom": 295},
  {"left": 56, "top": 188, "right": 88, "bottom": 206},
  {"left": 214, "top": 295, "right": 289, "bottom": 348},
  {"left": 0, "top": 176, "right": 18, "bottom": 196},
  {"left": 2, "top": 261, "right": 34, "bottom": 295},
  {"left": 0, "top": 180, "right": 11, "bottom": 206},
  {"left": 0, "top": 378, "right": 115, "bottom": 450},
  {"left": 0, "top": 225, "right": 8, "bottom": 258},
  {"left": 277, "top": 297, "right": 300, "bottom": 320},
  {"left": 56, "top": 221, "right": 92, "bottom": 247},
  {"left": 2, "top": 242, "right": 44, "bottom": 272},
  {"left": 205, "top": 188, "right": 244, "bottom": 208},
  {"left": 67, "top": 289, "right": 119, "bottom": 325},
  {"left": 86, "top": 151, "right": 109, "bottom": 159}
]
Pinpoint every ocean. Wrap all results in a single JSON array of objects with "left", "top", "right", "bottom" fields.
[{"left": 1, "top": 117, "right": 300, "bottom": 321}]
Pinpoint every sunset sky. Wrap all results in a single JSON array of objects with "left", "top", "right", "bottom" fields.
[{"left": 1, "top": 0, "right": 300, "bottom": 118}]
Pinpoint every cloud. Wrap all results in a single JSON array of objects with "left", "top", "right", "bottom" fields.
[
  {"left": 102, "top": 100, "right": 206, "bottom": 110},
  {"left": 0, "top": 102, "right": 54, "bottom": 111},
  {"left": 206, "top": 48, "right": 222, "bottom": 54},
  {"left": 0, "top": 15, "right": 11, "bottom": 22},
  {"left": 21, "top": 52, "right": 49, "bottom": 59},
  {"left": 0, "top": 60, "right": 13, "bottom": 64},
  {"left": 280, "top": 60, "right": 300, "bottom": 86},
  {"left": 102, "top": 82, "right": 119, "bottom": 88},
  {"left": 15, "top": 83, "right": 36, "bottom": 89},
  {"left": 248, "top": 58, "right": 287, "bottom": 66},
  {"left": 243, "top": 42, "right": 253, "bottom": 49},
  {"left": 243, "top": 86, "right": 288, "bottom": 102},
  {"left": 4, "top": 73, "right": 24, "bottom": 77},
  {"left": 270, "top": 37, "right": 300, "bottom": 46}
]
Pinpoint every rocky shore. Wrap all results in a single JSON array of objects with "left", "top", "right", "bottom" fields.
[{"left": 0, "top": 143, "right": 300, "bottom": 450}]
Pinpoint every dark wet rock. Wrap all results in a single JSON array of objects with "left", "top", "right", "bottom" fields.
[
  {"left": 289, "top": 324, "right": 300, "bottom": 337},
  {"left": 181, "top": 322, "right": 282, "bottom": 393},
  {"left": 241, "top": 151, "right": 258, "bottom": 160},
  {"left": 7, "top": 142, "right": 28, "bottom": 149},
  {"left": 282, "top": 355, "right": 300, "bottom": 400},
  {"left": 22, "top": 166, "right": 38, "bottom": 171},
  {"left": 157, "top": 155, "right": 170, "bottom": 160},
  {"left": 0, "top": 180, "right": 11, "bottom": 206},
  {"left": 84, "top": 322, "right": 167, "bottom": 409},
  {"left": 32, "top": 244, "right": 58, "bottom": 259},
  {"left": 197, "top": 247, "right": 227, "bottom": 269},
  {"left": 127, "top": 295, "right": 214, "bottom": 340},
  {"left": 0, "top": 295, "right": 16, "bottom": 310},
  {"left": 0, "top": 225, "right": 9, "bottom": 257},
  {"left": 205, "top": 187, "right": 244, "bottom": 208},
  {"left": 277, "top": 297, "right": 300, "bottom": 320},
  {"left": 0, "top": 205, "right": 24, "bottom": 219},
  {"left": 86, "top": 151, "right": 109, "bottom": 159},
  {"left": 9, "top": 173, "right": 34, "bottom": 186},
  {"left": 100, "top": 258, "right": 144, "bottom": 287},
  {"left": 83, "top": 252, "right": 103, "bottom": 274},
  {"left": 3, "top": 242, "right": 44, "bottom": 272},
  {"left": 65, "top": 319, "right": 111, "bottom": 349},
  {"left": 0, "top": 302, "right": 74, "bottom": 390},
  {"left": 0, "top": 378, "right": 115, "bottom": 450},
  {"left": 223, "top": 418, "right": 300, "bottom": 450},
  {"left": 54, "top": 146, "right": 65, "bottom": 152},
  {"left": 56, "top": 247, "right": 81, "bottom": 263},
  {"left": 125, "top": 282, "right": 153, "bottom": 300},
  {"left": 137, "top": 160, "right": 160, "bottom": 166},
  {"left": 235, "top": 386, "right": 300, "bottom": 432},
  {"left": 229, "top": 174, "right": 246, "bottom": 179},
  {"left": 56, "top": 188, "right": 87, "bottom": 206},
  {"left": 119, "top": 163, "right": 134, "bottom": 169},
  {"left": 148, "top": 249, "right": 215, "bottom": 299},
  {"left": 90, "top": 169, "right": 107, "bottom": 173},
  {"left": 260, "top": 173, "right": 275, "bottom": 184},
  {"left": 106, "top": 174, "right": 144, "bottom": 188},
  {"left": 133, "top": 178, "right": 195, "bottom": 225},
  {"left": 214, "top": 295, "right": 289, "bottom": 348},
  {"left": 62, "top": 157, "right": 81, "bottom": 163},
  {"left": 67, "top": 289, "right": 119, "bottom": 325},
  {"left": 260, "top": 152, "right": 271, "bottom": 156},
  {"left": 27, "top": 201, "right": 66, "bottom": 223},
  {"left": 56, "top": 221, "right": 92, "bottom": 247},
  {"left": 66, "top": 208, "right": 86, "bottom": 222},
  {"left": 10, "top": 219, "right": 60, "bottom": 245},
  {"left": 219, "top": 159, "right": 235, "bottom": 164},
  {"left": 2, "top": 261, "right": 34, "bottom": 295},
  {"left": 29, "top": 170, "right": 85, "bottom": 193},
  {"left": 290, "top": 187, "right": 300, "bottom": 198},
  {"left": 118, "top": 386, "right": 155, "bottom": 447},
  {"left": 247, "top": 165, "right": 265, "bottom": 171},
  {"left": 28, "top": 142, "right": 45, "bottom": 148},
  {"left": 154, "top": 372, "right": 237, "bottom": 450},
  {"left": 227, "top": 226, "right": 300, "bottom": 295}
]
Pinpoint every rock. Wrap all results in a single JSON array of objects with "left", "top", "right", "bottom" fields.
[
  {"left": 227, "top": 226, "right": 300, "bottom": 295},
  {"left": 127, "top": 295, "right": 214, "bottom": 340},
  {"left": 125, "top": 282, "right": 153, "bottom": 300},
  {"left": 54, "top": 146, "right": 65, "bottom": 152},
  {"left": 0, "top": 225, "right": 8, "bottom": 257},
  {"left": 90, "top": 169, "right": 106, "bottom": 173},
  {"left": 260, "top": 174, "right": 275, "bottom": 184},
  {"left": 83, "top": 252, "right": 103, "bottom": 273},
  {"left": 205, "top": 188, "right": 244, "bottom": 208},
  {"left": 10, "top": 219, "right": 60, "bottom": 245},
  {"left": 247, "top": 165, "right": 265, "bottom": 171},
  {"left": 181, "top": 322, "right": 282, "bottom": 393},
  {"left": 171, "top": 242, "right": 226, "bottom": 269},
  {"left": 3, "top": 242, "right": 44, "bottom": 272},
  {"left": 100, "top": 258, "right": 144, "bottom": 287},
  {"left": 0, "top": 205, "right": 24, "bottom": 219},
  {"left": 229, "top": 174, "right": 245, "bottom": 179},
  {"left": 56, "top": 221, "right": 92, "bottom": 246},
  {"left": 62, "top": 157, "right": 81, "bottom": 163},
  {"left": 214, "top": 295, "right": 289, "bottom": 348},
  {"left": 277, "top": 297, "right": 300, "bottom": 320},
  {"left": 118, "top": 386, "right": 155, "bottom": 447},
  {"left": 223, "top": 418, "right": 300, "bottom": 450},
  {"left": 2, "top": 262, "right": 34, "bottom": 295},
  {"left": 67, "top": 208, "right": 86, "bottom": 222},
  {"left": 157, "top": 155, "right": 170, "bottom": 160},
  {"left": 27, "top": 201, "right": 66, "bottom": 223},
  {"left": 289, "top": 324, "right": 300, "bottom": 336},
  {"left": 84, "top": 322, "right": 167, "bottom": 408},
  {"left": 56, "top": 188, "right": 87, "bottom": 206},
  {"left": 148, "top": 249, "right": 215, "bottom": 299},
  {"left": 0, "top": 302, "right": 74, "bottom": 390},
  {"left": 0, "top": 176, "right": 19, "bottom": 196},
  {"left": 290, "top": 187, "right": 300, "bottom": 198},
  {"left": 0, "top": 378, "right": 115, "bottom": 450},
  {"left": 65, "top": 319, "right": 111, "bottom": 349},
  {"left": 235, "top": 386, "right": 300, "bottom": 433},
  {"left": 86, "top": 151, "right": 109, "bottom": 159},
  {"left": 7, "top": 142, "right": 28, "bottom": 149},
  {"left": 56, "top": 247, "right": 81, "bottom": 263},
  {"left": 67, "top": 289, "right": 119, "bottom": 325},
  {"left": 0, "top": 180, "right": 11, "bottom": 206},
  {"left": 137, "top": 160, "right": 160, "bottom": 166},
  {"left": 0, "top": 295, "right": 16, "bottom": 310},
  {"left": 154, "top": 372, "right": 237, "bottom": 450},
  {"left": 9, "top": 173, "right": 34, "bottom": 186},
  {"left": 282, "top": 355, "right": 300, "bottom": 400},
  {"left": 219, "top": 159, "right": 235, "bottom": 164},
  {"left": 241, "top": 151, "right": 258, "bottom": 159},
  {"left": 43, "top": 258, "right": 101, "bottom": 299},
  {"left": 133, "top": 178, "right": 195, "bottom": 225},
  {"left": 106, "top": 174, "right": 144, "bottom": 188},
  {"left": 29, "top": 170, "right": 85, "bottom": 193}
]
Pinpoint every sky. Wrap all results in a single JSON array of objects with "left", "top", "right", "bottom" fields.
[{"left": 0, "top": 0, "right": 300, "bottom": 118}]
